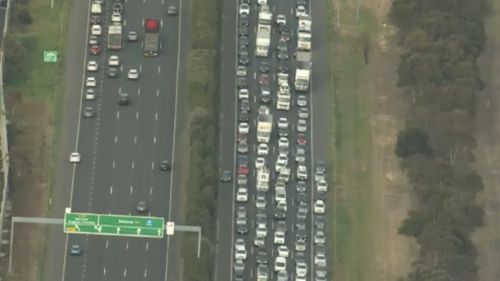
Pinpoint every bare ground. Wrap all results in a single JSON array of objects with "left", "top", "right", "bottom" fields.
[
  {"left": 472, "top": 0, "right": 500, "bottom": 279},
  {"left": 2, "top": 92, "right": 51, "bottom": 281},
  {"left": 333, "top": 0, "right": 417, "bottom": 280}
]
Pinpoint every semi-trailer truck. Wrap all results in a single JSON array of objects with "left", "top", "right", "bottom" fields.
[
  {"left": 256, "top": 5, "right": 272, "bottom": 57},
  {"left": 144, "top": 19, "right": 159, "bottom": 56},
  {"left": 294, "top": 51, "right": 311, "bottom": 91}
]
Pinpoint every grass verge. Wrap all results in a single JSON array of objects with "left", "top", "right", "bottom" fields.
[
  {"left": 181, "top": 0, "right": 221, "bottom": 280},
  {"left": 327, "top": 1, "right": 380, "bottom": 280}
]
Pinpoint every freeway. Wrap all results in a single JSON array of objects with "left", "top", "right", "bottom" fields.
[
  {"left": 38, "top": 0, "right": 185, "bottom": 280},
  {"left": 216, "top": 0, "right": 331, "bottom": 280}
]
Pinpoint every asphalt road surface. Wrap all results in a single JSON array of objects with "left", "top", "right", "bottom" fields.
[
  {"left": 41, "top": 0, "right": 187, "bottom": 280},
  {"left": 216, "top": 0, "right": 331, "bottom": 280}
]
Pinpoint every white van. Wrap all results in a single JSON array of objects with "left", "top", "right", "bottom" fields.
[{"left": 91, "top": 3, "right": 102, "bottom": 15}]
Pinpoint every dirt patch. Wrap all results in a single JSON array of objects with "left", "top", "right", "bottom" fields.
[
  {"left": 472, "top": 0, "right": 500, "bottom": 279},
  {"left": 2, "top": 92, "right": 51, "bottom": 281}
]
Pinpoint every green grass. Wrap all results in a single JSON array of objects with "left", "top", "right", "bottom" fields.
[{"left": 327, "top": 1, "right": 380, "bottom": 280}]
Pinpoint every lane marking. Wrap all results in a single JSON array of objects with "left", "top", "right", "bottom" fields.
[
  {"left": 152, "top": 162, "right": 155, "bottom": 170},
  {"left": 153, "top": 137, "right": 157, "bottom": 144},
  {"left": 123, "top": 268, "right": 127, "bottom": 277},
  {"left": 134, "top": 136, "right": 138, "bottom": 144},
  {"left": 110, "top": 186, "right": 113, "bottom": 194},
  {"left": 112, "top": 161, "right": 115, "bottom": 168},
  {"left": 144, "top": 269, "right": 148, "bottom": 278},
  {"left": 115, "top": 136, "right": 118, "bottom": 143},
  {"left": 132, "top": 161, "right": 135, "bottom": 169},
  {"left": 123, "top": 19, "right": 127, "bottom": 26},
  {"left": 156, "top": 89, "right": 160, "bottom": 96},
  {"left": 116, "top": 111, "right": 120, "bottom": 119},
  {"left": 138, "top": 88, "right": 142, "bottom": 96},
  {"left": 146, "top": 242, "right": 149, "bottom": 250},
  {"left": 136, "top": 112, "right": 140, "bottom": 119},
  {"left": 130, "top": 186, "right": 134, "bottom": 194},
  {"left": 150, "top": 186, "right": 153, "bottom": 195},
  {"left": 158, "top": 66, "right": 161, "bottom": 73},
  {"left": 139, "top": 64, "right": 143, "bottom": 72},
  {"left": 105, "top": 240, "right": 109, "bottom": 248},
  {"left": 155, "top": 113, "right": 159, "bottom": 120},
  {"left": 125, "top": 241, "right": 129, "bottom": 250},
  {"left": 103, "top": 267, "right": 106, "bottom": 276}
]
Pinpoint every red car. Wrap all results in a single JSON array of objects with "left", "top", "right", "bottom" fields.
[
  {"left": 238, "top": 164, "right": 249, "bottom": 175},
  {"left": 297, "top": 133, "right": 307, "bottom": 145},
  {"left": 259, "top": 74, "right": 270, "bottom": 86},
  {"left": 238, "top": 132, "right": 248, "bottom": 143},
  {"left": 89, "top": 45, "right": 101, "bottom": 55}
]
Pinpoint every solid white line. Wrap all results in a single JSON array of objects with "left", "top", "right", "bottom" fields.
[
  {"left": 164, "top": 0, "right": 184, "bottom": 279},
  {"left": 62, "top": 1, "right": 92, "bottom": 280},
  {"left": 308, "top": 1, "right": 316, "bottom": 279}
]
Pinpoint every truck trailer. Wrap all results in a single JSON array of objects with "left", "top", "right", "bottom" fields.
[
  {"left": 107, "top": 23, "right": 122, "bottom": 50},
  {"left": 144, "top": 19, "right": 159, "bottom": 56},
  {"left": 256, "top": 5, "right": 272, "bottom": 57},
  {"left": 294, "top": 51, "right": 311, "bottom": 91},
  {"left": 257, "top": 106, "right": 273, "bottom": 143}
]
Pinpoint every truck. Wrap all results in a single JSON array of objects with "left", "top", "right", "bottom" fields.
[
  {"left": 256, "top": 5, "right": 272, "bottom": 57},
  {"left": 107, "top": 23, "right": 122, "bottom": 50},
  {"left": 91, "top": 2, "right": 101, "bottom": 15},
  {"left": 276, "top": 90, "right": 291, "bottom": 110},
  {"left": 257, "top": 106, "right": 273, "bottom": 143},
  {"left": 144, "top": 19, "right": 160, "bottom": 56},
  {"left": 294, "top": 51, "right": 312, "bottom": 91},
  {"left": 297, "top": 15, "right": 312, "bottom": 51},
  {"left": 256, "top": 167, "right": 270, "bottom": 192}
]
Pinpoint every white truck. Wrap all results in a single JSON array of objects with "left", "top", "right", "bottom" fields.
[
  {"left": 297, "top": 15, "right": 312, "bottom": 51},
  {"left": 294, "top": 51, "right": 311, "bottom": 91},
  {"left": 107, "top": 23, "right": 122, "bottom": 50},
  {"left": 257, "top": 106, "right": 273, "bottom": 143},
  {"left": 256, "top": 167, "right": 270, "bottom": 192},
  {"left": 276, "top": 90, "right": 291, "bottom": 111},
  {"left": 256, "top": 5, "right": 272, "bottom": 57},
  {"left": 91, "top": 2, "right": 101, "bottom": 15}
]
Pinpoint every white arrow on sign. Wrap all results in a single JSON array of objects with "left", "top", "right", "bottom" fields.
[
  {"left": 75, "top": 225, "right": 80, "bottom": 231},
  {"left": 95, "top": 226, "right": 102, "bottom": 232},
  {"left": 117, "top": 227, "right": 121, "bottom": 233},
  {"left": 137, "top": 228, "right": 141, "bottom": 235}
]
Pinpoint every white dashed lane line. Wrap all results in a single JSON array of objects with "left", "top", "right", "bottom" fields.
[
  {"left": 156, "top": 89, "right": 160, "bottom": 96},
  {"left": 125, "top": 241, "right": 129, "bottom": 250},
  {"left": 138, "top": 88, "right": 142, "bottom": 96},
  {"left": 103, "top": 267, "right": 106, "bottom": 276},
  {"left": 123, "top": 268, "right": 127, "bottom": 277},
  {"left": 157, "top": 66, "right": 161, "bottom": 73},
  {"left": 130, "top": 186, "right": 134, "bottom": 194},
  {"left": 145, "top": 242, "right": 149, "bottom": 250},
  {"left": 116, "top": 111, "right": 120, "bottom": 119},
  {"left": 134, "top": 136, "right": 138, "bottom": 143},
  {"left": 131, "top": 161, "right": 135, "bottom": 169},
  {"left": 136, "top": 111, "right": 140, "bottom": 119},
  {"left": 144, "top": 269, "right": 148, "bottom": 277},
  {"left": 109, "top": 186, "right": 113, "bottom": 194},
  {"left": 153, "top": 137, "right": 157, "bottom": 144}
]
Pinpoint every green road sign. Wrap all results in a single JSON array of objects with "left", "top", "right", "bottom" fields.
[
  {"left": 64, "top": 212, "right": 164, "bottom": 238},
  {"left": 43, "top": 51, "right": 58, "bottom": 62}
]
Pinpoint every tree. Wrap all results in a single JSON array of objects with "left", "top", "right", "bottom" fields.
[
  {"left": 4, "top": 35, "right": 26, "bottom": 80},
  {"left": 395, "top": 128, "right": 432, "bottom": 158}
]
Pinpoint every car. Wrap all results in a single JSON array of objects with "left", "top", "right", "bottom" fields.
[
  {"left": 128, "top": 31, "right": 138, "bottom": 41},
  {"left": 274, "top": 206, "right": 286, "bottom": 220},
  {"left": 314, "top": 200, "right": 326, "bottom": 214},
  {"left": 136, "top": 201, "right": 148, "bottom": 213},
  {"left": 315, "top": 215, "right": 326, "bottom": 229},
  {"left": 296, "top": 5, "right": 308, "bottom": 17},
  {"left": 257, "top": 264, "right": 269, "bottom": 280},
  {"left": 297, "top": 164, "right": 308, "bottom": 180},
  {"left": 237, "top": 141, "right": 248, "bottom": 154},
  {"left": 127, "top": 69, "right": 139, "bottom": 80},
  {"left": 297, "top": 119, "right": 308, "bottom": 132},
  {"left": 255, "top": 194, "right": 266, "bottom": 210},
  {"left": 88, "top": 35, "right": 99, "bottom": 45},
  {"left": 255, "top": 157, "right": 265, "bottom": 169},
  {"left": 295, "top": 146, "right": 306, "bottom": 163},
  {"left": 278, "top": 23, "right": 289, "bottom": 34},
  {"left": 260, "top": 87, "right": 271, "bottom": 103},
  {"left": 236, "top": 187, "right": 248, "bottom": 202},
  {"left": 277, "top": 39, "right": 288, "bottom": 52},
  {"left": 236, "top": 66, "right": 247, "bottom": 77},
  {"left": 83, "top": 106, "right": 95, "bottom": 118},
  {"left": 89, "top": 45, "right": 100, "bottom": 55},
  {"left": 276, "top": 14, "right": 286, "bottom": 25},
  {"left": 259, "top": 74, "right": 270, "bottom": 86},
  {"left": 254, "top": 235, "right": 265, "bottom": 248},
  {"left": 297, "top": 95, "right": 307, "bottom": 107},
  {"left": 159, "top": 160, "right": 171, "bottom": 171},
  {"left": 69, "top": 152, "right": 81, "bottom": 163},
  {"left": 281, "top": 30, "right": 291, "bottom": 42},
  {"left": 316, "top": 161, "right": 327, "bottom": 173},
  {"left": 298, "top": 107, "right": 309, "bottom": 119},
  {"left": 277, "top": 117, "right": 288, "bottom": 129},
  {"left": 85, "top": 88, "right": 96, "bottom": 100},
  {"left": 274, "top": 231, "right": 285, "bottom": 245},
  {"left": 257, "top": 0, "right": 267, "bottom": 4},
  {"left": 257, "top": 143, "right": 269, "bottom": 156},
  {"left": 297, "top": 202, "right": 308, "bottom": 220},
  {"left": 107, "top": 67, "right": 119, "bottom": 78},
  {"left": 86, "top": 77, "right": 97, "bottom": 87},
  {"left": 234, "top": 259, "right": 245, "bottom": 276},
  {"left": 239, "top": 110, "right": 249, "bottom": 122},
  {"left": 70, "top": 244, "right": 81, "bottom": 256},
  {"left": 297, "top": 134, "right": 307, "bottom": 146},
  {"left": 112, "top": 2, "right": 123, "bottom": 12},
  {"left": 91, "top": 24, "right": 102, "bottom": 35},
  {"left": 316, "top": 179, "right": 328, "bottom": 192},
  {"left": 111, "top": 11, "right": 121, "bottom": 22},
  {"left": 315, "top": 168, "right": 326, "bottom": 181},
  {"left": 276, "top": 271, "right": 289, "bottom": 281},
  {"left": 108, "top": 55, "right": 120, "bottom": 66},
  {"left": 259, "top": 61, "right": 269, "bottom": 73},
  {"left": 118, "top": 94, "right": 130, "bottom": 105},
  {"left": 256, "top": 223, "right": 267, "bottom": 237},
  {"left": 278, "top": 245, "right": 289, "bottom": 257},
  {"left": 278, "top": 137, "right": 289, "bottom": 149},
  {"left": 239, "top": 3, "right": 250, "bottom": 15},
  {"left": 238, "top": 88, "right": 249, "bottom": 100},
  {"left": 278, "top": 64, "right": 289, "bottom": 73},
  {"left": 240, "top": 99, "right": 250, "bottom": 111},
  {"left": 314, "top": 229, "right": 326, "bottom": 245},
  {"left": 296, "top": 181, "right": 307, "bottom": 193},
  {"left": 234, "top": 245, "right": 247, "bottom": 260},
  {"left": 296, "top": 191, "right": 307, "bottom": 204},
  {"left": 90, "top": 15, "right": 101, "bottom": 24},
  {"left": 238, "top": 25, "right": 249, "bottom": 36},
  {"left": 238, "top": 122, "right": 249, "bottom": 134},
  {"left": 239, "top": 36, "right": 249, "bottom": 47},
  {"left": 238, "top": 51, "right": 249, "bottom": 65},
  {"left": 167, "top": 5, "right": 177, "bottom": 15},
  {"left": 274, "top": 256, "right": 287, "bottom": 272},
  {"left": 220, "top": 170, "right": 232, "bottom": 182},
  {"left": 278, "top": 50, "right": 289, "bottom": 60},
  {"left": 296, "top": 262, "right": 308, "bottom": 277},
  {"left": 239, "top": 14, "right": 249, "bottom": 26},
  {"left": 87, "top": 61, "right": 98, "bottom": 72},
  {"left": 256, "top": 250, "right": 268, "bottom": 264}
]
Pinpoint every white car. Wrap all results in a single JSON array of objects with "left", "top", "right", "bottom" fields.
[
  {"left": 255, "top": 195, "right": 266, "bottom": 210},
  {"left": 238, "top": 88, "right": 249, "bottom": 100},
  {"left": 69, "top": 152, "right": 81, "bottom": 163},
  {"left": 256, "top": 223, "right": 267, "bottom": 238},
  {"left": 277, "top": 245, "right": 289, "bottom": 257},
  {"left": 297, "top": 119, "right": 307, "bottom": 132},
  {"left": 314, "top": 252, "right": 327, "bottom": 267},
  {"left": 257, "top": 143, "right": 269, "bottom": 156},
  {"left": 87, "top": 61, "right": 98, "bottom": 72},
  {"left": 314, "top": 200, "right": 326, "bottom": 214},
  {"left": 86, "top": 77, "right": 97, "bottom": 87},
  {"left": 275, "top": 189, "right": 286, "bottom": 204},
  {"left": 239, "top": 3, "right": 250, "bottom": 15},
  {"left": 255, "top": 157, "right": 266, "bottom": 169},
  {"left": 295, "top": 239, "right": 306, "bottom": 251},
  {"left": 85, "top": 88, "right": 96, "bottom": 100},
  {"left": 278, "top": 137, "right": 289, "bottom": 149},
  {"left": 257, "top": 0, "right": 267, "bottom": 5},
  {"left": 238, "top": 122, "right": 249, "bottom": 134},
  {"left": 297, "top": 164, "right": 308, "bottom": 180},
  {"left": 316, "top": 179, "right": 328, "bottom": 192},
  {"left": 108, "top": 55, "right": 120, "bottom": 66},
  {"left": 314, "top": 229, "right": 326, "bottom": 245},
  {"left": 254, "top": 236, "right": 265, "bottom": 247},
  {"left": 274, "top": 231, "right": 285, "bottom": 245},
  {"left": 274, "top": 257, "right": 287, "bottom": 272},
  {"left": 236, "top": 187, "right": 248, "bottom": 202},
  {"left": 277, "top": 117, "right": 288, "bottom": 129},
  {"left": 236, "top": 66, "right": 247, "bottom": 77},
  {"left": 296, "top": 262, "right": 308, "bottom": 277},
  {"left": 91, "top": 24, "right": 102, "bottom": 35},
  {"left": 128, "top": 69, "right": 139, "bottom": 80},
  {"left": 296, "top": 5, "right": 307, "bottom": 17},
  {"left": 111, "top": 11, "right": 121, "bottom": 22},
  {"left": 276, "top": 14, "right": 286, "bottom": 25}
]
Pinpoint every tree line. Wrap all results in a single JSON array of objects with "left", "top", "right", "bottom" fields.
[{"left": 389, "top": 0, "right": 489, "bottom": 280}]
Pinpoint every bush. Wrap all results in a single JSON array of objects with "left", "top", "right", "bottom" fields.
[
  {"left": 16, "top": 8, "right": 32, "bottom": 25},
  {"left": 4, "top": 35, "right": 27, "bottom": 82}
]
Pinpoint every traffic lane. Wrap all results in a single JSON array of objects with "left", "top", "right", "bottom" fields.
[
  {"left": 216, "top": 0, "right": 238, "bottom": 277},
  {"left": 43, "top": 0, "right": 91, "bottom": 278}
]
